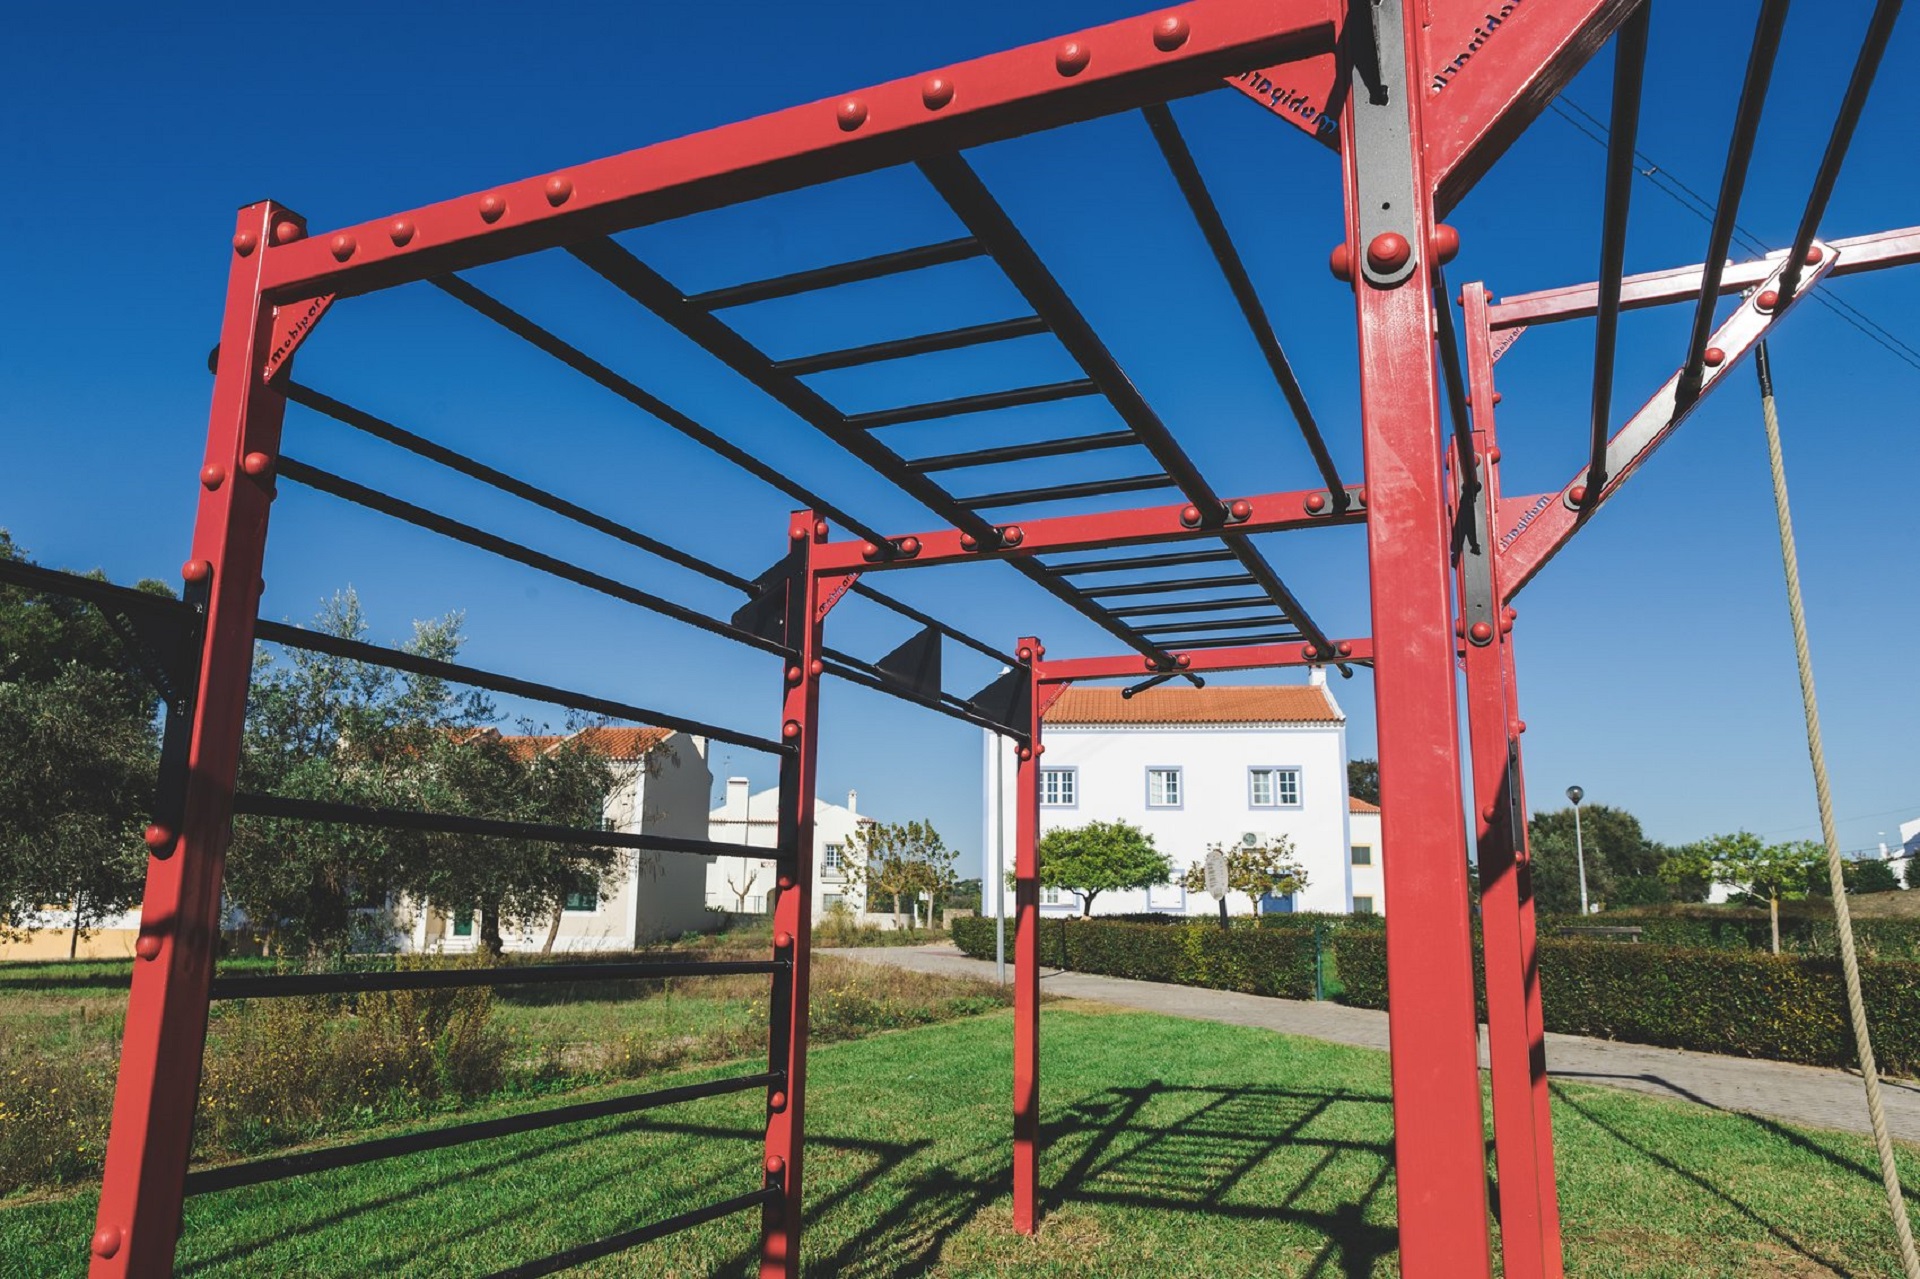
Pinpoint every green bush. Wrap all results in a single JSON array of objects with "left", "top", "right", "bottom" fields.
[
  {"left": 952, "top": 915, "right": 1317, "bottom": 999},
  {"left": 1332, "top": 932, "right": 1920, "bottom": 1076},
  {"left": 1543, "top": 909, "right": 1920, "bottom": 958}
]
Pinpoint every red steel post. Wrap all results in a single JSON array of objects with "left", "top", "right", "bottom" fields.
[
  {"left": 760, "top": 515, "right": 839, "bottom": 1278},
  {"left": 90, "top": 202, "right": 297, "bottom": 1277},
  {"left": 1339, "top": 4, "right": 1493, "bottom": 1271},
  {"left": 1011, "top": 638, "right": 1044, "bottom": 1235},
  {"left": 1458, "top": 282, "right": 1563, "bottom": 1278}
]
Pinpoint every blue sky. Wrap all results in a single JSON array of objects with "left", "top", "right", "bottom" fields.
[{"left": 3, "top": 1, "right": 1917, "bottom": 877}]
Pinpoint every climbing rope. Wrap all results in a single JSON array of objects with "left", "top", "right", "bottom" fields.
[{"left": 1755, "top": 339, "right": 1920, "bottom": 1276}]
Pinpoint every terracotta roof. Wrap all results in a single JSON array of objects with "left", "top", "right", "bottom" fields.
[
  {"left": 1349, "top": 796, "right": 1381, "bottom": 814},
  {"left": 1044, "top": 684, "right": 1341, "bottom": 726},
  {"left": 498, "top": 726, "right": 672, "bottom": 761}
]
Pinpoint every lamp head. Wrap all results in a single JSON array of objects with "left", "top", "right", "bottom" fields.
[{"left": 1566, "top": 785, "right": 1584, "bottom": 805}]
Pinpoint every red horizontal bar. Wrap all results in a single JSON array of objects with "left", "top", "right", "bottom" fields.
[
  {"left": 256, "top": 0, "right": 1338, "bottom": 301},
  {"left": 1040, "top": 636, "right": 1371, "bottom": 683},
  {"left": 811, "top": 483, "right": 1366, "bottom": 574},
  {"left": 1488, "top": 223, "right": 1920, "bottom": 330}
]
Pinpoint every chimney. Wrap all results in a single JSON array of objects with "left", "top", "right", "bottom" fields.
[
  {"left": 847, "top": 789, "right": 858, "bottom": 818},
  {"left": 1308, "top": 666, "right": 1327, "bottom": 687},
  {"left": 726, "top": 777, "right": 750, "bottom": 819}
]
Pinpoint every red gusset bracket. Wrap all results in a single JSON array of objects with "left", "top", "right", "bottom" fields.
[
  {"left": 1496, "top": 241, "right": 1837, "bottom": 597},
  {"left": 1225, "top": 51, "right": 1343, "bottom": 147},
  {"left": 261, "top": 293, "right": 335, "bottom": 384}
]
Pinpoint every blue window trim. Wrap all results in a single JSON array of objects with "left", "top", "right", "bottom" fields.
[
  {"left": 1145, "top": 765, "right": 1183, "bottom": 810},
  {"left": 1039, "top": 765, "right": 1079, "bottom": 809},
  {"left": 1248, "top": 764, "right": 1304, "bottom": 810}
]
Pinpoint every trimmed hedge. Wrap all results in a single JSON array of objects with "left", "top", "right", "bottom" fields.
[
  {"left": 1541, "top": 909, "right": 1920, "bottom": 958},
  {"left": 1332, "top": 932, "right": 1920, "bottom": 1076},
  {"left": 951, "top": 915, "right": 1318, "bottom": 1000}
]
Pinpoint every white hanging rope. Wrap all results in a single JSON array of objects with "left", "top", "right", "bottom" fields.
[{"left": 1755, "top": 339, "right": 1920, "bottom": 1276}]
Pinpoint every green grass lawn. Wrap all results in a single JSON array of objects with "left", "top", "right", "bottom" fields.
[{"left": 4, "top": 1004, "right": 1916, "bottom": 1277}]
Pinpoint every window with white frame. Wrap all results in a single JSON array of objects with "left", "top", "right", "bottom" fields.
[
  {"left": 1147, "top": 767, "right": 1182, "bottom": 807},
  {"left": 1040, "top": 768, "right": 1076, "bottom": 807},
  {"left": 1250, "top": 766, "right": 1301, "bottom": 808},
  {"left": 1040, "top": 886, "right": 1064, "bottom": 906},
  {"left": 822, "top": 843, "right": 843, "bottom": 874}
]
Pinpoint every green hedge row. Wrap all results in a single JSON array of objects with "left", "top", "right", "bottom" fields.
[
  {"left": 950, "top": 915, "right": 1319, "bottom": 1000},
  {"left": 1333, "top": 932, "right": 1920, "bottom": 1076},
  {"left": 1542, "top": 910, "right": 1920, "bottom": 958}
]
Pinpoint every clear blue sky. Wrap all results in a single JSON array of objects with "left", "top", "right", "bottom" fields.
[{"left": 3, "top": 2, "right": 1916, "bottom": 877}]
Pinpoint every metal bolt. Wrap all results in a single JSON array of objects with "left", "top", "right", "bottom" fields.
[
  {"left": 1429, "top": 223, "right": 1460, "bottom": 264},
  {"left": 181, "top": 559, "right": 211, "bottom": 583},
  {"left": 1143, "top": 657, "right": 1157, "bottom": 672},
  {"left": 861, "top": 541, "right": 884, "bottom": 561},
  {"left": 1755, "top": 289, "right": 1779, "bottom": 312},
  {"left": 1301, "top": 644, "right": 1318, "bottom": 661},
  {"left": 1228, "top": 499, "right": 1252, "bottom": 521},
  {"left": 808, "top": 658, "right": 824, "bottom": 676},
  {"left": 813, "top": 519, "right": 829, "bottom": 538},
  {"left": 1000, "top": 525, "right": 1024, "bottom": 547},
  {"left": 777, "top": 875, "right": 794, "bottom": 890},
  {"left": 1020, "top": 646, "right": 1036, "bottom": 662},
  {"left": 1366, "top": 232, "right": 1411, "bottom": 273},
  {"left": 897, "top": 536, "right": 921, "bottom": 557},
  {"left": 389, "top": 218, "right": 416, "bottom": 246},
  {"left": 786, "top": 665, "right": 803, "bottom": 685},
  {"left": 1153, "top": 15, "right": 1190, "bottom": 50},
  {"left": 545, "top": 175, "right": 574, "bottom": 206},
  {"left": 1703, "top": 347, "right": 1726, "bottom": 367},
  {"left": 1304, "top": 492, "right": 1327, "bottom": 514},
  {"left": 1805, "top": 245, "right": 1824, "bottom": 264},
  {"left": 232, "top": 230, "right": 258, "bottom": 257},
  {"left": 1569, "top": 484, "right": 1588, "bottom": 505},
  {"left": 1491, "top": 391, "right": 1503, "bottom": 405},
  {"left": 200, "top": 464, "right": 227, "bottom": 490},
  {"left": 242, "top": 452, "right": 273, "bottom": 477},
  {"left": 1176, "top": 654, "right": 1192, "bottom": 669},
  {"left": 1328, "top": 243, "right": 1352, "bottom": 282},
  {"left": 782, "top": 720, "right": 800, "bottom": 739},
  {"left": 1469, "top": 621, "right": 1493, "bottom": 643},
  {"left": 921, "top": 77, "right": 954, "bottom": 110},
  {"left": 769, "top": 1091, "right": 788, "bottom": 1111},
  {"left": 959, "top": 532, "right": 979, "bottom": 551},
  {"left": 1483, "top": 806, "right": 1498, "bottom": 822},
  {"left": 135, "top": 935, "right": 161, "bottom": 961},
  {"left": 144, "top": 824, "right": 176, "bottom": 851},
  {"left": 1336, "top": 641, "right": 1352, "bottom": 657},
  {"left": 1488, "top": 447, "right": 1501, "bottom": 463},
  {"left": 765, "top": 1154, "right": 787, "bottom": 1176},
  {"left": 1055, "top": 41, "right": 1090, "bottom": 75},
  {"left": 1179, "top": 504, "right": 1202, "bottom": 528},
  {"left": 330, "top": 234, "right": 356, "bottom": 262},
  {"left": 479, "top": 194, "right": 506, "bottom": 223},
  {"left": 271, "top": 219, "right": 305, "bottom": 245},
  {"left": 1018, "top": 745, "right": 1032, "bottom": 760},
  {"left": 1517, "top": 719, "right": 1528, "bottom": 733},
  {"left": 836, "top": 98, "right": 869, "bottom": 131},
  {"left": 774, "top": 932, "right": 792, "bottom": 949},
  {"left": 92, "top": 1228, "right": 123, "bottom": 1260}
]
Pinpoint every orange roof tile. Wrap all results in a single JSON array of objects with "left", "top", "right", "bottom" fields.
[
  {"left": 1349, "top": 795, "right": 1381, "bottom": 814},
  {"left": 497, "top": 726, "right": 671, "bottom": 761},
  {"left": 1044, "top": 684, "right": 1341, "bottom": 726}
]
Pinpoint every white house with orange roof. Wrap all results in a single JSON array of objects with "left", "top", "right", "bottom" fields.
[
  {"left": 983, "top": 672, "right": 1383, "bottom": 918},
  {"left": 704, "top": 780, "right": 876, "bottom": 922},
  {"left": 403, "top": 725, "right": 715, "bottom": 953}
]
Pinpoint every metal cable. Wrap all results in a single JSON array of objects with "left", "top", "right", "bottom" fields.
[{"left": 1754, "top": 341, "right": 1920, "bottom": 1278}]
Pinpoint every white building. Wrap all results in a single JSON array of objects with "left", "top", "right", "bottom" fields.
[
  {"left": 705, "top": 779, "right": 875, "bottom": 920},
  {"left": 404, "top": 726, "right": 715, "bottom": 953},
  {"left": 982, "top": 674, "right": 1382, "bottom": 918}
]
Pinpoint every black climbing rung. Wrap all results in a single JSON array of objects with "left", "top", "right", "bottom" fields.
[
  {"left": 1137, "top": 614, "right": 1291, "bottom": 635},
  {"left": 1051, "top": 548, "right": 1238, "bottom": 577},
  {"left": 211, "top": 959, "right": 784, "bottom": 1000},
  {"left": 773, "top": 315, "right": 1050, "bottom": 375},
  {"left": 845, "top": 378, "right": 1099, "bottom": 430},
  {"left": 1147, "top": 630, "right": 1304, "bottom": 649},
  {"left": 687, "top": 237, "right": 985, "bottom": 310},
  {"left": 957, "top": 473, "right": 1172, "bottom": 510},
  {"left": 1116, "top": 597, "right": 1278, "bottom": 621},
  {"left": 1084, "top": 573, "right": 1259, "bottom": 599},
  {"left": 908, "top": 430, "right": 1139, "bottom": 473}
]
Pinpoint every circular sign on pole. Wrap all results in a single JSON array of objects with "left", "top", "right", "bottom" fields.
[{"left": 1203, "top": 848, "right": 1228, "bottom": 900}]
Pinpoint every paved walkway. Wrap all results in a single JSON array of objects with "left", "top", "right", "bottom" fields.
[{"left": 826, "top": 944, "right": 1920, "bottom": 1144}]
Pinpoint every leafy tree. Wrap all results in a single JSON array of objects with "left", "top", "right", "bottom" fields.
[
  {"left": 1845, "top": 857, "right": 1902, "bottom": 895},
  {"left": 1347, "top": 759, "right": 1380, "bottom": 806},
  {"left": 946, "top": 877, "right": 984, "bottom": 914},
  {"left": 847, "top": 820, "right": 956, "bottom": 928},
  {"left": 1528, "top": 804, "right": 1684, "bottom": 910},
  {"left": 1037, "top": 820, "right": 1171, "bottom": 917},
  {"left": 1661, "top": 832, "right": 1825, "bottom": 953},
  {"left": 1180, "top": 835, "right": 1309, "bottom": 917},
  {"left": 0, "top": 534, "right": 168, "bottom": 951}
]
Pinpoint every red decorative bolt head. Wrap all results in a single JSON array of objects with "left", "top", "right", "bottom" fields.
[
  {"left": 1703, "top": 346, "right": 1726, "bottom": 367},
  {"left": 1756, "top": 289, "right": 1779, "bottom": 312},
  {"left": 921, "top": 77, "right": 954, "bottom": 110},
  {"left": 545, "top": 175, "right": 574, "bottom": 206},
  {"left": 1336, "top": 641, "right": 1352, "bottom": 657},
  {"left": 135, "top": 934, "right": 162, "bottom": 961},
  {"left": 774, "top": 931, "right": 792, "bottom": 949},
  {"left": 1020, "top": 646, "right": 1036, "bottom": 662},
  {"left": 271, "top": 218, "right": 305, "bottom": 245},
  {"left": 813, "top": 518, "right": 829, "bottom": 538},
  {"left": 1491, "top": 391, "right": 1503, "bottom": 405},
  {"left": 330, "top": 233, "right": 356, "bottom": 262},
  {"left": 1000, "top": 525, "right": 1024, "bottom": 547},
  {"left": 200, "top": 463, "right": 227, "bottom": 490},
  {"left": 861, "top": 541, "right": 884, "bottom": 561},
  {"left": 1304, "top": 492, "right": 1327, "bottom": 514},
  {"left": 232, "top": 230, "right": 258, "bottom": 256},
  {"left": 92, "top": 1227, "right": 123, "bottom": 1260},
  {"left": 808, "top": 658, "right": 824, "bottom": 676},
  {"left": 777, "top": 875, "right": 794, "bottom": 890},
  {"left": 1179, "top": 504, "right": 1202, "bottom": 528},
  {"left": 242, "top": 451, "right": 272, "bottom": 477},
  {"left": 1517, "top": 719, "right": 1528, "bottom": 733},
  {"left": 1569, "top": 484, "right": 1588, "bottom": 505},
  {"left": 959, "top": 532, "right": 979, "bottom": 551},
  {"left": 1366, "top": 231, "right": 1412, "bottom": 273},
  {"left": 1488, "top": 447, "right": 1501, "bottom": 463},
  {"left": 1228, "top": 498, "right": 1252, "bottom": 521},
  {"left": 144, "top": 824, "right": 175, "bottom": 851},
  {"left": 769, "top": 1090, "right": 788, "bottom": 1111},
  {"left": 782, "top": 720, "right": 801, "bottom": 739},
  {"left": 1153, "top": 15, "right": 1190, "bottom": 50},
  {"left": 1143, "top": 657, "right": 1158, "bottom": 672},
  {"left": 1805, "top": 245, "right": 1824, "bottom": 264},
  {"left": 1175, "top": 654, "right": 1192, "bottom": 669},
  {"left": 1482, "top": 806, "right": 1498, "bottom": 822},
  {"left": 478, "top": 193, "right": 506, "bottom": 223},
  {"left": 898, "top": 536, "right": 921, "bottom": 557},
  {"left": 389, "top": 218, "right": 416, "bottom": 246},
  {"left": 1301, "top": 644, "right": 1319, "bottom": 661},
  {"left": 1035, "top": 744, "right": 1046, "bottom": 756},
  {"left": 1328, "top": 243, "right": 1352, "bottom": 282},
  {"left": 181, "top": 559, "right": 210, "bottom": 583},
  {"left": 786, "top": 665, "right": 803, "bottom": 684},
  {"left": 1055, "top": 40, "right": 1090, "bottom": 75},
  {"left": 1034, "top": 644, "right": 1045, "bottom": 657},
  {"left": 1469, "top": 621, "right": 1493, "bottom": 643},
  {"left": 765, "top": 1154, "right": 787, "bottom": 1176},
  {"left": 836, "top": 98, "right": 869, "bottom": 131},
  {"left": 1429, "top": 223, "right": 1460, "bottom": 264},
  {"left": 1504, "top": 606, "right": 1517, "bottom": 621}
]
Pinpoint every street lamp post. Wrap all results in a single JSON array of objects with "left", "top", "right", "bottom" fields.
[{"left": 1567, "top": 785, "right": 1590, "bottom": 915}]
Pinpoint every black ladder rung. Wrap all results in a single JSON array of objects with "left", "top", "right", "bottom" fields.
[
  {"left": 1136, "top": 613, "right": 1291, "bottom": 634},
  {"left": 210, "top": 959, "right": 785, "bottom": 1000},
  {"left": 1117, "top": 597, "right": 1279, "bottom": 621},
  {"left": 773, "top": 315, "right": 1050, "bottom": 375},
  {"left": 1051, "top": 548, "right": 1239, "bottom": 577},
  {"left": 957, "top": 473, "right": 1172, "bottom": 510},
  {"left": 688, "top": 237, "right": 984, "bottom": 310},
  {"left": 909, "top": 430, "right": 1139, "bottom": 473},
  {"left": 1084, "top": 573, "right": 1259, "bottom": 599},
  {"left": 1147, "top": 629, "right": 1305, "bottom": 649},
  {"left": 846, "top": 378, "right": 1099, "bottom": 430}
]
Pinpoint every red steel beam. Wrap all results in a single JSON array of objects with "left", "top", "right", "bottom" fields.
[
  {"left": 91, "top": 202, "right": 294, "bottom": 1278},
  {"left": 254, "top": 1, "right": 1338, "bottom": 302},
  {"left": 1488, "top": 224, "right": 1920, "bottom": 331},
  {"left": 1011, "top": 643, "right": 1048, "bottom": 1234},
  {"left": 1039, "top": 637, "right": 1371, "bottom": 683},
  {"left": 811, "top": 483, "right": 1365, "bottom": 575},
  {"left": 1497, "top": 243, "right": 1838, "bottom": 598}
]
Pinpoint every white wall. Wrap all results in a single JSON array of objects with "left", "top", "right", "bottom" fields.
[{"left": 705, "top": 782, "right": 871, "bottom": 918}]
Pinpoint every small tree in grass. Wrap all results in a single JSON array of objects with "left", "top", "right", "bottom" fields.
[
  {"left": 1181, "top": 836, "right": 1310, "bottom": 917},
  {"left": 1661, "top": 831, "right": 1824, "bottom": 954},
  {"left": 1037, "top": 820, "right": 1171, "bottom": 917},
  {"left": 848, "top": 820, "right": 956, "bottom": 929}
]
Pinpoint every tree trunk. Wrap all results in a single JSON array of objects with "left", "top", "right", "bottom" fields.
[
  {"left": 68, "top": 894, "right": 83, "bottom": 960},
  {"left": 1770, "top": 892, "right": 1780, "bottom": 955},
  {"left": 540, "top": 906, "right": 563, "bottom": 955},
  {"left": 481, "top": 900, "right": 505, "bottom": 957},
  {"left": 1081, "top": 891, "right": 1098, "bottom": 918}
]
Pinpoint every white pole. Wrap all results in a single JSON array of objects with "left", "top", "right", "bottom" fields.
[
  {"left": 994, "top": 731, "right": 1007, "bottom": 984},
  {"left": 1572, "top": 800, "right": 1591, "bottom": 915}
]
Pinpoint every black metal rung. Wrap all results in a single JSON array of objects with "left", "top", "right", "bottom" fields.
[
  {"left": 1138, "top": 615, "right": 1293, "bottom": 636},
  {"left": 1051, "top": 548, "right": 1238, "bottom": 577},
  {"left": 688, "top": 237, "right": 984, "bottom": 310},
  {"left": 908, "top": 430, "right": 1139, "bottom": 474},
  {"left": 1148, "top": 630, "right": 1304, "bottom": 649},
  {"left": 183, "top": 1071, "right": 781, "bottom": 1197},
  {"left": 846, "top": 378, "right": 1098, "bottom": 430},
  {"left": 774, "top": 315, "right": 1049, "bottom": 375},
  {"left": 482, "top": 1187, "right": 783, "bottom": 1279},
  {"left": 958, "top": 473, "right": 1171, "bottom": 510},
  {"left": 210, "top": 959, "right": 785, "bottom": 1000},
  {"left": 1084, "top": 573, "right": 1258, "bottom": 599},
  {"left": 1115, "top": 597, "right": 1277, "bottom": 621}
]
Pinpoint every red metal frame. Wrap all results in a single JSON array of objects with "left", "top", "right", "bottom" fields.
[{"left": 1011, "top": 640, "right": 1053, "bottom": 1233}]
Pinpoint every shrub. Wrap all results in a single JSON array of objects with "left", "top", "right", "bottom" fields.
[
  {"left": 1542, "top": 909, "right": 1920, "bottom": 958},
  {"left": 953, "top": 916, "right": 1317, "bottom": 999}
]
